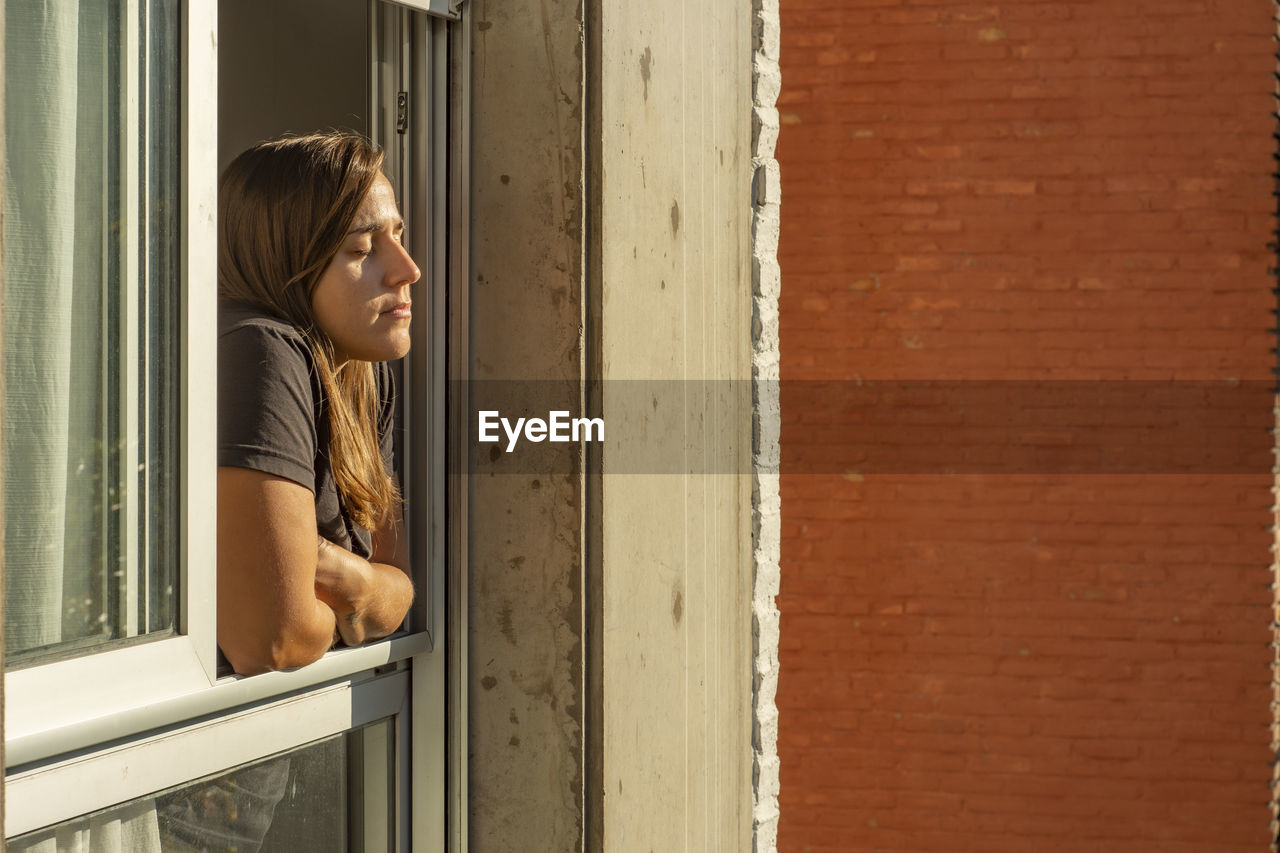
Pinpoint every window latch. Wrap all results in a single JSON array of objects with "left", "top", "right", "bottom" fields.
[{"left": 397, "top": 92, "right": 409, "bottom": 135}]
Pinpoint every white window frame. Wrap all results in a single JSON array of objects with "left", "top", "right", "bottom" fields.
[
  {"left": 9, "top": 666, "right": 410, "bottom": 839},
  {"left": 4, "top": 1, "right": 470, "bottom": 849},
  {"left": 387, "top": 0, "right": 463, "bottom": 19},
  {"left": 4, "top": 0, "right": 221, "bottom": 763}
]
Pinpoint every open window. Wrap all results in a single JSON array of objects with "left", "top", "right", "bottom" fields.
[{"left": 4, "top": 1, "right": 468, "bottom": 849}]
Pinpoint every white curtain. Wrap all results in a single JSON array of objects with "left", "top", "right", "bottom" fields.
[
  {"left": 6, "top": 0, "right": 111, "bottom": 653},
  {"left": 9, "top": 801, "right": 161, "bottom": 853},
  {"left": 4, "top": 2, "right": 159, "bottom": 849}
]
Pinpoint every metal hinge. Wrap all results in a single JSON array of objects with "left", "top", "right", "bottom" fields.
[{"left": 396, "top": 92, "right": 409, "bottom": 135}]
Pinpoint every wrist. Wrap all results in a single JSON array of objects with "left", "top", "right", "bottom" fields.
[{"left": 314, "top": 538, "right": 375, "bottom": 645}]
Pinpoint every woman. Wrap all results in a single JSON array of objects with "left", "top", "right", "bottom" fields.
[{"left": 216, "top": 132, "right": 418, "bottom": 675}]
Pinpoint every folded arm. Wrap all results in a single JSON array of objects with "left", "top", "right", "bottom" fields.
[
  {"left": 217, "top": 467, "right": 337, "bottom": 675},
  {"left": 314, "top": 488, "right": 413, "bottom": 647},
  {"left": 218, "top": 467, "right": 415, "bottom": 675}
]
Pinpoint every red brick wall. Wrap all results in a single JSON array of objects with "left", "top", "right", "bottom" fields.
[{"left": 777, "top": 2, "right": 1277, "bottom": 851}]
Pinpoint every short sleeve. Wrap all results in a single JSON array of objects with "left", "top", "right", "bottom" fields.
[{"left": 218, "top": 322, "right": 318, "bottom": 491}]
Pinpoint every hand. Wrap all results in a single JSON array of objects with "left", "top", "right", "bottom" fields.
[{"left": 313, "top": 536, "right": 373, "bottom": 646}]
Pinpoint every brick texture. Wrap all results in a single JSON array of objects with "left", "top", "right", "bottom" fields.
[{"left": 777, "top": 1, "right": 1277, "bottom": 850}]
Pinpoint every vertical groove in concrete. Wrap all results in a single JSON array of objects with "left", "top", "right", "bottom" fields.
[
  {"left": 1, "top": 0, "right": 7, "bottom": 835},
  {"left": 582, "top": 0, "right": 604, "bottom": 848},
  {"left": 750, "top": 0, "right": 781, "bottom": 848}
]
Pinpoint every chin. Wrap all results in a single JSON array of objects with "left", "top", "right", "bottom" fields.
[
  {"left": 373, "top": 335, "right": 412, "bottom": 362},
  {"left": 342, "top": 337, "right": 411, "bottom": 364}
]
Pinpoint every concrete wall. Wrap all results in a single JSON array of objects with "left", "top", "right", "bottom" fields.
[
  {"left": 467, "top": 0, "right": 587, "bottom": 849},
  {"left": 590, "top": 0, "right": 753, "bottom": 850},
  {"left": 467, "top": 0, "right": 755, "bottom": 850},
  {"left": 465, "top": 0, "right": 752, "bottom": 845}
]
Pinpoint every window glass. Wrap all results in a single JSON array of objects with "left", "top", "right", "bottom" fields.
[
  {"left": 9, "top": 718, "right": 397, "bottom": 852},
  {"left": 3, "top": 0, "right": 179, "bottom": 665}
]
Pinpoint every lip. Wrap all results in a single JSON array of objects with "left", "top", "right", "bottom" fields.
[{"left": 382, "top": 301, "right": 412, "bottom": 319}]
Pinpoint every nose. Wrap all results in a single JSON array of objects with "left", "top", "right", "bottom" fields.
[{"left": 388, "top": 239, "right": 421, "bottom": 288}]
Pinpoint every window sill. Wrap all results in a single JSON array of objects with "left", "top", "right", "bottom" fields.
[{"left": 5, "top": 629, "right": 432, "bottom": 769}]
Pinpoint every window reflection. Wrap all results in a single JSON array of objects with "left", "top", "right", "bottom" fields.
[
  {"left": 4, "top": 0, "right": 179, "bottom": 667},
  {"left": 10, "top": 719, "right": 395, "bottom": 852}
]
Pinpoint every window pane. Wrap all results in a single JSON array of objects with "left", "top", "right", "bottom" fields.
[
  {"left": 8, "top": 719, "right": 397, "bottom": 852},
  {"left": 3, "top": 0, "right": 179, "bottom": 665}
]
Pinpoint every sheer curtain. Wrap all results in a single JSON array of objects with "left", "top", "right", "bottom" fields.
[
  {"left": 4, "top": 1, "right": 160, "bottom": 850},
  {"left": 10, "top": 802, "right": 161, "bottom": 853},
  {"left": 6, "top": 0, "right": 113, "bottom": 655}
]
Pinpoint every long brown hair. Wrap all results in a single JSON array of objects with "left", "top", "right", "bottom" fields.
[{"left": 218, "top": 132, "right": 398, "bottom": 530}]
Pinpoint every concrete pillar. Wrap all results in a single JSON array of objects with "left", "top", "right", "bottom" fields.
[
  {"left": 587, "top": 0, "right": 754, "bottom": 850},
  {"left": 466, "top": 0, "right": 587, "bottom": 849},
  {"left": 467, "top": 0, "right": 754, "bottom": 849}
]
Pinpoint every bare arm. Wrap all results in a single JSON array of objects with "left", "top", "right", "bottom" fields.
[
  {"left": 217, "top": 467, "right": 337, "bottom": 675},
  {"left": 313, "top": 485, "right": 414, "bottom": 646}
]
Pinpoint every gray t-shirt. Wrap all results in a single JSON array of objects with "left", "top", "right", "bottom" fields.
[{"left": 218, "top": 298, "right": 395, "bottom": 559}]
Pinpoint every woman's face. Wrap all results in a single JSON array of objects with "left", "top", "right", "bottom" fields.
[{"left": 311, "top": 173, "right": 420, "bottom": 364}]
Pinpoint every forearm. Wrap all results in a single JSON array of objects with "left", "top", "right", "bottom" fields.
[
  {"left": 270, "top": 598, "right": 339, "bottom": 669},
  {"left": 223, "top": 596, "right": 337, "bottom": 675},
  {"left": 314, "top": 537, "right": 414, "bottom": 646},
  {"left": 350, "top": 560, "right": 414, "bottom": 641}
]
